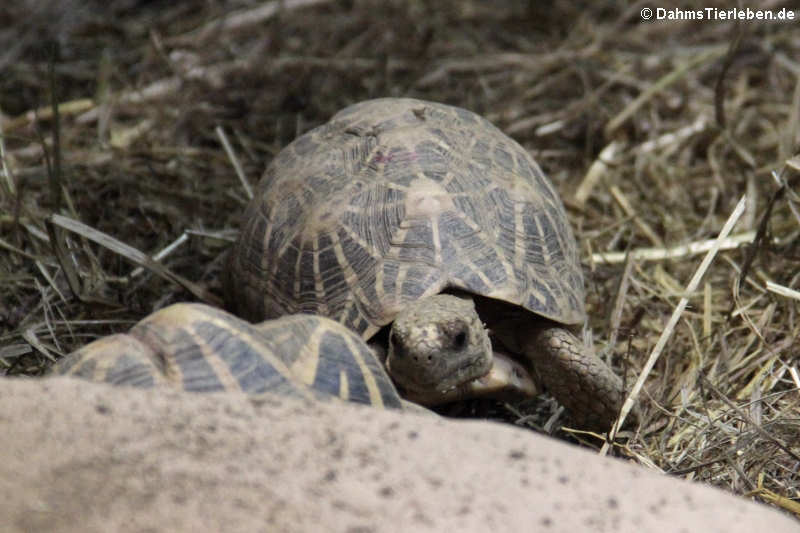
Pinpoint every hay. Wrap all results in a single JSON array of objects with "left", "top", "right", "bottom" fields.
[{"left": 1, "top": 0, "right": 798, "bottom": 519}]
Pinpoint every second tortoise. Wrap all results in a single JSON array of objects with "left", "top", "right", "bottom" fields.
[
  {"left": 52, "top": 303, "right": 404, "bottom": 409},
  {"left": 226, "top": 98, "right": 634, "bottom": 431}
]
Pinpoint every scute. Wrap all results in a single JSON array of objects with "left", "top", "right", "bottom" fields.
[
  {"left": 227, "top": 98, "right": 585, "bottom": 337},
  {"left": 52, "top": 303, "right": 404, "bottom": 409}
]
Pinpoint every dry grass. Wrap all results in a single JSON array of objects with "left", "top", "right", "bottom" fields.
[{"left": 1, "top": 0, "right": 798, "bottom": 519}]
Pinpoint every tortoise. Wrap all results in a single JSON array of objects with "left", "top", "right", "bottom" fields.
[
  {"left": 51, "top": 302, "right": 404, "bottom": 409},
  {"left": 225, "top": 98, "right": 633, "bottom": 431}
]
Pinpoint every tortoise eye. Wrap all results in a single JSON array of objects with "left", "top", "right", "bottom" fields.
[{"left": 390, "top": 332, "right": 400, "bottom": 347}]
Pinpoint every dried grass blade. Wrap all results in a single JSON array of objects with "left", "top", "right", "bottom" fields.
[
  {"left": 749, "top": 488, "right": 800, "bottom": 516},
  {"left": 216, "top": 126, "right": 253, "bottom": 200},
  {"left": 765, "top": 281, "right": 800, "bottom": 302},
  {"left": 604, "top": 46, "right": 726, "bottom": 138},
  {"left": 602, "top": 195, "right": 747, "bottom": 453},
  {"left": 591, "top": 231, "right": 755, "bottom": 264},
  {"left": 170, "top": 0, "right": 332, "bottom": 46},
  {"left": 21, "top": 327, "right": 57, "bottom": 362},
  {"left": 47, "top": 214, "right": 222, "bottom": 308}
]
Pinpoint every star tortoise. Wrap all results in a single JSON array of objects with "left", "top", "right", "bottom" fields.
[
  {"left": 226, "top": 98, "right": 635, "bottom": 431},
  {"left": 51, "top": 303, "right": 403, "bottom": 409}
]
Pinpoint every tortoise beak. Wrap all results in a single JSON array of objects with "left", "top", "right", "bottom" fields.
[
  {"left": 400, "top": 352, "right": 537, "bottom": 406},
  {"left": 466, "top": 352, "right": 538, "bottom": 398}
]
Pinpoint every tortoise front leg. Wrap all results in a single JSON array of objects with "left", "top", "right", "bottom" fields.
[{"left": 523, "top": 327, "right": 634, "bottom": 432}]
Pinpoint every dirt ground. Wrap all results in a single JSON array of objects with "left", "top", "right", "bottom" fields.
[{"left": 1, "top": 0, "right": 798, "bottom": 520}]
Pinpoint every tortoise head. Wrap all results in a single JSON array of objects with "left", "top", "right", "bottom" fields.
[{"left": 385, "top": 294, "right": 493, "bottom": 401}]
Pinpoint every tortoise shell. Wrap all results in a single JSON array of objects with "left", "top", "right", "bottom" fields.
[
  {"left": 52, "top": 303, "right": 403, "bottom": 409},
  {"left": 226, "top": 98, "right": 584, "bottom": 338}
]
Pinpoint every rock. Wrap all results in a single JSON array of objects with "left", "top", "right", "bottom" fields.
[{"left": 0, "top": 377, "right": 796, "bottom": 532}]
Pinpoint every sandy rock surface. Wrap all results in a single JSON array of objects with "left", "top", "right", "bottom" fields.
[{"left": 0, "top": 377, "right": 796, "bottom": 533}]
